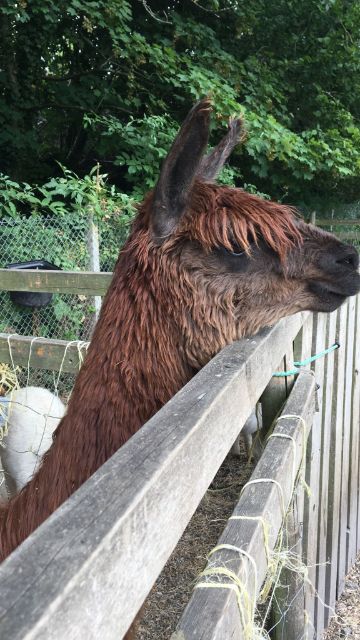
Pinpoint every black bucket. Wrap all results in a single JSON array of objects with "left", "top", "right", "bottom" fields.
[{"left": 6, "top": 260, "right": 62, "bottom": 308}]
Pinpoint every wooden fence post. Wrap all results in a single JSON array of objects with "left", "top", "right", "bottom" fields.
[
  {"left": 260, "top": 347, "right": 293, "bottom": 435},
  {"left": 272, "top": 501, "right": 307, "bottom": 640},
  {"left": 87, "top": 163, "right": 103, "bottom": 331},
  {"left": 347, "top": 294, "right": 360, "bottom": 566},
  {"left": 338, "top": 296, "right": 356, "bottom": 586},
  {"left": 87, "top": 214, "right": 102, "bottom": 329},
  {"left": 0, "top": 315, "right": 308, "bottom": 640},
  {"left": 174, "top": 373, "right": 315, "bottom": 640},
  {"left": 272, "top": 316, "right": 313, "bottom": 640},
  {"left": 0, "top": 458, "right": 10, "bottom": 502},
  {"left": 316, "top": 310, "right": 337, "bottom": 633},
  {"left": 301, "top": 313, "right": 328, "bottom": 635},
  {"left": 324, "top": 303, "right": 348, "bottom": 622}
]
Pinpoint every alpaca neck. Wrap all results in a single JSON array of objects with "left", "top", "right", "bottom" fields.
[{"left": 0, "top": 247, "right": 193, "bottom": 559}]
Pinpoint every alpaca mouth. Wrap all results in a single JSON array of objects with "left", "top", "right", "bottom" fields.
[{"left": 309, "top": 277, "right": 360, "bottom": 305}]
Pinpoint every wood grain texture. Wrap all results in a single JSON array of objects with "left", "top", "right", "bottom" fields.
[
  {"left": 293, "top": 313, "right": 314, "bottom": 367},
  {"left": 303, "top": 312, "right": 328, "bottom": 634},
  {"left": 324, "top": 304, "right": 348, "bottom": 622},
  {"left": 275, "top": 314, "right": 314, "bottom": 639},
  {"left": 0, "top": 334, "right": 89, "bottom": 373},
  {"left": 338, "top": 297, "right": 356, "bottom": 590},
  {"left": 87, "top": 216, "right": 102, "bottom": 325},
  {"left": 260, "top": 354, "right": 289, "bottom": 433},
  {"left": 316, "top": 310, "right": 337, "bottom": 632},
  {"left": 336, "top": 231, "right": 360, "bottom": 241},
  {"left": 0, "top": 269, "right": 111, "bottom": 296},
  {"left": 348, "top": 295, "right": 360, "bottom": 565},
  {"left": 356, "top": 300, "right": 360, "bottom": 555},
  {"left": 315, "top": 219, "right": 360, "bottom": 227},
  {"left": 0, "top": 313, "right": 307, "bottom": 640},
  {"left": 0, "top": 458, "right": 10, "bottom": 502},
  {"left": 174, "top": 373, "right": 316, "bottom": 640}
]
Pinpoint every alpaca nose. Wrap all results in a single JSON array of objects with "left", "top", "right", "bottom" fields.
[{"left": 335, "top": 246, "right": 359, "bottom": 271}]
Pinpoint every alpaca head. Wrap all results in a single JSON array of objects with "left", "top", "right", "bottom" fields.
[{"left": 125, "top": 99, "right": 360, "bottom": 367}]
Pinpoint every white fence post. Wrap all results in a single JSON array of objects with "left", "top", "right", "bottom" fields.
[{"left": 87, "top": 215, "right": 102, "bottom": 330}]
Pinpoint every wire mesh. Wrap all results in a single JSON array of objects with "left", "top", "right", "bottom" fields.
[
  {"left": 0, "top": 206, "right": 359, "bottom": 393},
  {"left": 0, "top": 212, "right": 124, "bottom": 393},
  {"left": 0, "top": 206, "right": 358, "bottom": 499},
  {"left": 0, "top": 212, "right": 126, "bottom": 338}
]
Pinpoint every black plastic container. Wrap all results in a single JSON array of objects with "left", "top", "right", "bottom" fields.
[{"left": 6, "top": 260, "right": 62, "bottom": 308}]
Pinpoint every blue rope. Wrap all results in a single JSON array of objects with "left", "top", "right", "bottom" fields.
[{"left": 273, "top": 342, "right": 340, "bottom": 377}]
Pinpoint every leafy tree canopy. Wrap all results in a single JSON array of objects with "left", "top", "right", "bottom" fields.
[{"left": 1, "top": 0, "right": 360, "bottom": 207}]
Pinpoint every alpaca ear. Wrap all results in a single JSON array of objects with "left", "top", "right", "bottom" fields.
[
  {"left": 151, "top": 98, "right": 211, "bottom": 242},
  {"left": 197, "top": 116, "right": 243, "bottom": 181}
]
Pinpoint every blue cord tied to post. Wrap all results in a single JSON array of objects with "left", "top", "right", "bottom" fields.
[{"left": 273, "top": 342, "right": 340, "bottom": 377}]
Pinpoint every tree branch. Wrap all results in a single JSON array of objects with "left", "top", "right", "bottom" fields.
[{"left": 137, "top": 0, "right": 171, "bottom": 24}]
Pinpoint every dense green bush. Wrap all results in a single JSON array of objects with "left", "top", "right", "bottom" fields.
[
  {"left": 1, "top": 0, "right": 360, "bottom": 207},
  {"left": 0, "top": 169, "right": 136, "bottom": 340}
]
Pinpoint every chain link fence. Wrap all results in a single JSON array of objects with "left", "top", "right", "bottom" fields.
[
  {"left": 0, "top": 212, "right": 128, "bottom": 395},
  {"left": 0, "top": 212, "right": 128, "bottom": 338},
  {"left": 1, "top": 203, "right": 358, "bottom": 342},
  {"left": 0, "top": 204, "right": 358, "bottom": 395},
  {"left": 308, "top": 201, "right": 360, "bottom": 247}
]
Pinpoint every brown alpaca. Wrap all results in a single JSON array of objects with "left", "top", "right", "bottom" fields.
[{"left": 0, "top": 99, "right": 359, "bottom": 569}]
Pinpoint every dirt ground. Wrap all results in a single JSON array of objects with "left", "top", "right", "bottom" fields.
[
  {"left": 136, "top": 446, "right": 255, "bottom": 639},
  {"left": 323, "top": 558, "right": 360, "bottom": 640}
]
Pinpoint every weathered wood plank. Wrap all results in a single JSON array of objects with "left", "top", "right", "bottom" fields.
[
  {"left": 277, "top": 314, "right": 313, "bottom": 637},
  {"left": 261, "top": 347, "right": 294, "bottom": 640},
  {"left": 0, "top": 334, "right": 89, "bottom": 373},
  {"left": 0, "top": 313, "right": 307, "bottom": 640},
  {"left": 87, "top": 216, "right": 102, "bottom": 327},
  {"left": 293, "top": 313, "right": 314, "bottom": 367},
  {"left": 353, "top": 296, "right": 360, "bottom": 553},
  {"left": 303, "top": 312, "right": 328, "bottom": 633},
  {"left": 336, "top": 232, "right": 360, "bottom": 241},
  {"left": 324, "top": 303, "right": 348, "bottom": 622},
  {"left": 315, "top": 219, "right": 360, "bottom": 227},
  {"left": 344, "top": 298, "right": 359, "bottom": 582},
  {"left": 0, "top": 269, "right": 112, "bottom": 296},
  {"left": 348, "top": 295, "right": 360, "bottom": 566},
  {"left": 260, "top": 342, "right": 296, "bottom": 440},
  {"left": 0, "top": 459, "right": 10, "bottom": 502},
  {"left": 316, "top": 309, "right": 337, "bottom": 632},
  {"left": 260, "top": 353, "right": 289, "bottom": 433},
  {"left": 174, "top": 373, "right": 316, "bottom": 640},
  {"left": 338, "top": 297, "right": 356, "bottom": 590}
]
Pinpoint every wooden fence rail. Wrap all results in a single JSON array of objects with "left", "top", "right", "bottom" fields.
[
  {"left": 0, "top": 333, "right": 89, "bottom": 373},
  {"left": 173, "top": 297, "right": 360, "bottom": 639},
  {"left": 330, "top": 232, "right": 360, "bottom": 241},
  {"left": 0, "top": 268, "right": 111, "bottom": 296},
  {"left": 173, "top": 372, "right": 316, "bottom": 639},
  {"left": 309, "top": 215, "right": 360, "bottom": 242},
  {"left": 0, "top": 313, "right": 307, "bottom": 640},
  {"left": 0, "top": 217, "right": 359, "bottom": 301},
  {"left": 0, "top": 292, "right": 359, "bottom": 637},
  {"left": 314, "top": 218, "right": 360, "bottom": 226}
]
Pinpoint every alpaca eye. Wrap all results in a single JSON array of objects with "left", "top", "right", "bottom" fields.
[
  {"left": 224, "top": 243, "right": 246, "bottom": 257},
  {"left": 228, "top": 247, "right": 245, "bottom": 257},
  {"left": 215, "top": 242, "right": 251, "bottom": 267}
]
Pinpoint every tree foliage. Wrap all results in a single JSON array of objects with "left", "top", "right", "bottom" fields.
[{"left": 1, "top": 0, "right": 360, "bottom": 206}]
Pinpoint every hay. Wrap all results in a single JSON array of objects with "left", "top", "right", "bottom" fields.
[
  {"left": 323, "top": 557, "right": 360, "bottom": 639},
  {"left": 136, "top": 446, "right": 256, "bottom": 639},
  {"left": 0, "top": 363, "right": 19, "bottom": 396}
]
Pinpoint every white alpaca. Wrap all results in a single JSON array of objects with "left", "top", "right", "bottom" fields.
[
  {"left": 0, "top": 387, "right": 66, "bottom": 495},
  {"left": 232, "top": 405, "right": 263, "bottom": 460}
]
